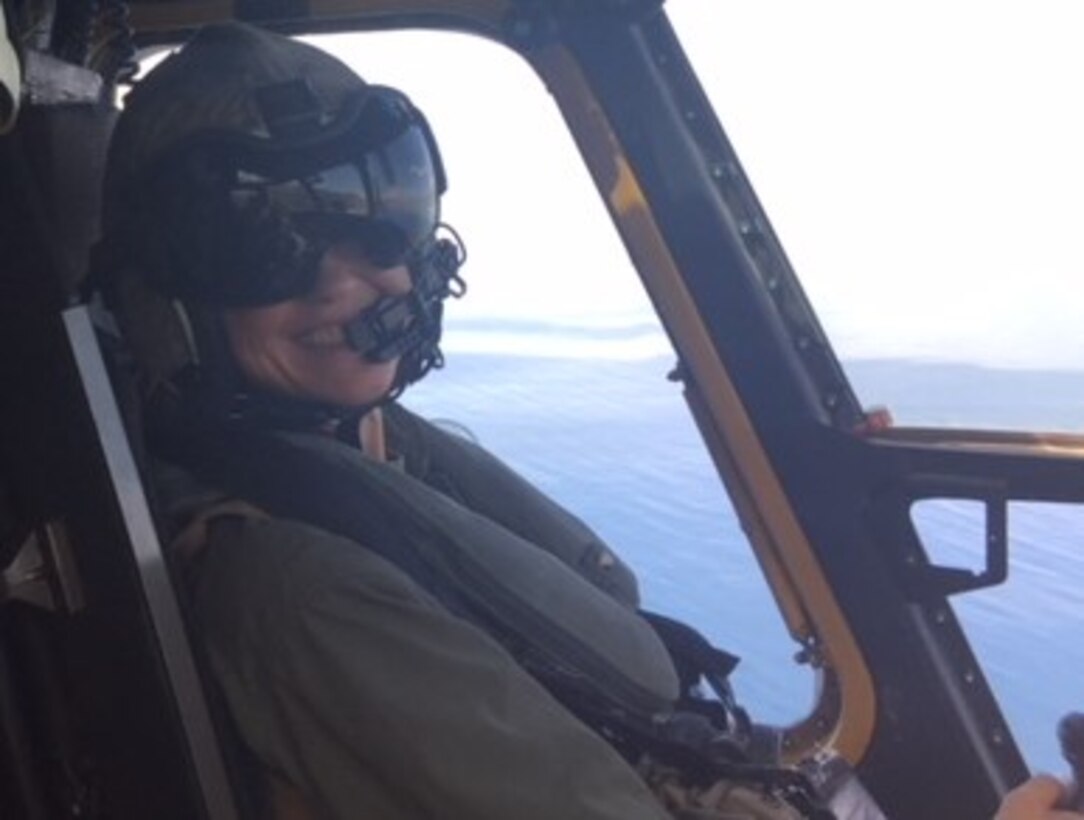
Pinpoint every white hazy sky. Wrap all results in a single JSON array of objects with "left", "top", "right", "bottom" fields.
[
  {"left": 669, "top": 1, "right": 1084, "bottom": 370},
  {"left": 312, "top": 3, "right": 1084, "bottom": 369}
]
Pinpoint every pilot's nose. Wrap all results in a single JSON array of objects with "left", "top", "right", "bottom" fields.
[{"left": 312, "top": 242, "right": 412, "bottom": 303}]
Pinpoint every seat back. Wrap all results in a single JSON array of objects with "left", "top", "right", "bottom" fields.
[{"left": 0, "top": 22, "right": 247, "bottom": 817}]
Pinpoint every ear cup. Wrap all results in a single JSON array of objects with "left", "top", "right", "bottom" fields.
[{"left": 110, "top": 268, "right": 201, "bottom": 389}]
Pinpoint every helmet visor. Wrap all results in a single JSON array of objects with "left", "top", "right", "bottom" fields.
[
  {"left": 228, "top": 122, "right": 440, "bottom": 267},
  {"left": 148, "top": 87, "right": 445, "bottom": 305}
]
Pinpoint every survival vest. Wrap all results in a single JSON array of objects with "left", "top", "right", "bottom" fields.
[{"left": 147, "top": 401, "right": 838, "bottom": 819}]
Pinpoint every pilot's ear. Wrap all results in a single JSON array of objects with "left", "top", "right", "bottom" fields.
[{"left": 110, "top": 269, "right": 202, "bottom": 393}]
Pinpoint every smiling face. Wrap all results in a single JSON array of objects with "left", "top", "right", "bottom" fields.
[{"left": 223, "top": 241, "right": 412, "bottom": 408}]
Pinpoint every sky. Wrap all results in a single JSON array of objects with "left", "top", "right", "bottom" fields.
[
  {"left": 668, "top": 1, "right": 1084, "bottom": 370},
  {"left": 312, "top": 1, "right": 1084, "bottom": 370}
]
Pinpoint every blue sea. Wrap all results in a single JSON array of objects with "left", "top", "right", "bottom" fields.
[{"left": 404, "top": 337, "right": 1084, "bottom": 776}]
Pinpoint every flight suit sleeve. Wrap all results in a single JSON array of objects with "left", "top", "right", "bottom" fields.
[{"left": 191, "top": 514, "right": 671, "bottom": 820}]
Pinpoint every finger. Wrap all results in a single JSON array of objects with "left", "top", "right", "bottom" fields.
[{"left": 996, "top": 775, "right": 1068, "bottom": 818}]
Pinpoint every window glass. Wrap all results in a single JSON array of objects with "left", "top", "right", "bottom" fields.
[
  {"left": 667, "top": 0, "right": 1084, "bottom": 770},
  {"left": 669, "top": 1, "right": 1084, "bottom": 432},
  {"left": 912, "top": 499, "right": 1084, "bottom": 771},
  {"left": 312, "top": 30, "right": 813, "bottom": 725}
]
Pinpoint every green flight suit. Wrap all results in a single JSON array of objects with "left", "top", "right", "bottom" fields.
[{"left": 165, "top": 404, "right": 675, "bottom": 820}]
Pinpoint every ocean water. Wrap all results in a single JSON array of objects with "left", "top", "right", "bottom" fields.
[{"left": 404, "top": 344, "right": 1084, "bottom": 775}]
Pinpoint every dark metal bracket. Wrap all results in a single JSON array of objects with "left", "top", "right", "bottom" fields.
[
  {"left": 918, "top": 499, "right": 1008, "bottom": 597},
  {"left": 894, "top": 476, "right": 1010, "bottom": 598}
]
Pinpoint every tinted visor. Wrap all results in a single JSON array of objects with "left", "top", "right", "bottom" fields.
[
  {"left": 228, "top": 122, "right": 440, "bottom": 267},
  {"left": 151, "top": 87, "right": 445, "bottom": 305}
]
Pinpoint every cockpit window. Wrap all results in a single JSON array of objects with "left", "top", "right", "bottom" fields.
[
  {"left": 669, "top": 0, "right": 1084, "bottom": 432},
  {"left": 670, "top": 0, "right": 1084, "bottom": 772}
]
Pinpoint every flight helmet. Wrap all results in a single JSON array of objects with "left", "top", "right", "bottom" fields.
[{"left": 98, "top": 22, "right": 465, "bottom": 427}]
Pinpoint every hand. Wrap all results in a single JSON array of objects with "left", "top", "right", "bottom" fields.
[{"left": 995, "top": 775, "right": 1084, "bottom": 820}]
